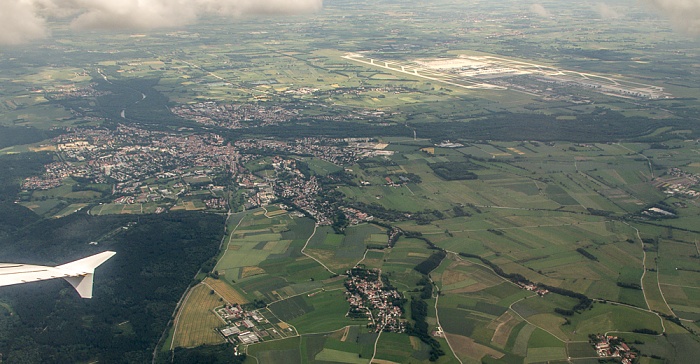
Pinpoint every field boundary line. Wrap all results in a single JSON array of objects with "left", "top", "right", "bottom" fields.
[
  {"left": 355, "top": 248, "right": 369, "bottom": 267},
  {"left": 422, "top": 220, "right": 610, "bottom": 235},
  {"left": 449, "top": 251, "right": 513, "bottom": 285},
  {"left": 434, "top": 293, "right": 463, "bottom": 364},
  {"left": 200, "top": 281, "right": 231, "bottom": 310},
  {"left": 214, "top": 213, "right": 246, "bottom": 272},
  {"left": 624, "top": 222, "right": 653, "bottom": 311},
  {"left": 300, "top": 224, "right": 337, "bottom": 275},
  {"left": 259, "top": 307, "right": 299, "bottom": 337},
  {"left": 625, "top": 222, "right": 674, "bottom": 325},
  {"left": 429, "top": 252, "right": 463, "bottom": 363},
  {"left": 170, "top": 283, "right": 200, "bottom": 350},
  {"left": 592, "top": 299, "right": 666, "bottom": 331},
  {"left": 370, "top": 324, "right": 385, "bottom": 364},
  {"left": 508, "top": 296, "right": 567, "bottom": 343}
]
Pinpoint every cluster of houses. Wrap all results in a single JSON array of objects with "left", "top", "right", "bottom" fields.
[
  {"left": 592, "top": 335, "right": 637, "bottom": 363},
  {"left": 20, "top": 122, "right": 387, "bottom": 228},
  {"left": 46, "top": 83, "right": 109, "bottom": 100},
  {"left": 654, "top": 168, "right": 700, "bottom": 199},
  {"left": 204, "top": 198, "right": 227, "bottom": 210},
  {"left": 339, "top": 207, "right": 374, "bottom": 225},
  {"left": 235, "top": 138, "right": 392, "bottom": 166},
  {"left": 344, "top": 268, "right": 406, "bottom": 333},
  {"left": 171, "top": 101, "right": 299, "bottom": 129},
  {"left": 22, "top": 125, "right": 238, "bottom": 203},
  {"left": 274, "top": 173, "right": 331, "bottom": 224},
  {"left": 517, "top": 283, "right": 549, "bottom": 296},
  {"left": 216, "top": 304, "right": 270, "bottom": 345}
]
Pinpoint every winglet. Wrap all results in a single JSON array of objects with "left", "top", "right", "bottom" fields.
[{"left": 58, "top": 251, "right": 116, "bottom": 299}]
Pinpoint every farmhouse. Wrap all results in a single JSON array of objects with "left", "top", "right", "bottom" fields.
[{"left": 220, "top": 326, "right": 241, "bottom": 337}]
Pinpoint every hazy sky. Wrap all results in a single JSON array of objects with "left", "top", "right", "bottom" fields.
[
  {"left": 0, "top": 0, "right": 324, "bottom": 45},
  {"left": 1, "top": 0, "right": 699, "bottom": 46},
  {"left": 532, "top": 1, "right": 700, "bottom": 33}
]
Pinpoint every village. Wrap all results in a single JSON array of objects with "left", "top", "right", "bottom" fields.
[
  {"left": 170, "top": 101, "right": 300, "bottom": 129},
  {"left": 344, "top": 267, "right": 406, "bottom": 333},
  {"left": 170, "top": 99, "right": 400, "bottom": 129},
  {"left": 591, "top": 334, "right": 638, "bottom": 364},
  {"left": 235, "top": 137, "right": 391, "bottom": 166},
  {"left": 653, "top": 167, "right": 700, "bottom": 199}
]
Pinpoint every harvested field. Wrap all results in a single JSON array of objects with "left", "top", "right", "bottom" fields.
[
  {"left": 442, "top": 269, "right": 471, "bottom": 286},
  {"left": 490, "top": 312, "right": 521, "bottom": 347},
  {"left": 241, "top": 266, "right": 266, "bottom": 278},
  {"left": 203, "top": 277, "right": 249, "bottom": 304},
  {"left": 451, "top": 283, "right": 490, "bottom": 293},
  {"left": 446, "top": 333, "right": 504, "bottom": 361},
  {"left": 409, "top": 336, "right": 421, "bottom": 350},
  {"left": 172, "top": 283, "right": 226, "bottom": 348}
]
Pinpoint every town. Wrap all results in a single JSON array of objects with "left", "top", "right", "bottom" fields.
[
  {"left": 344, "top": 267, "right": 406, "bottom": 333},
  {"left": 19, "top": 124, "right": 388, "bottom": 226}
]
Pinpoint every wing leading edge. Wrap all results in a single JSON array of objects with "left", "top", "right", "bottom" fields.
[{"left": 0, "top": 251, "right": 116, "bottom": 298}]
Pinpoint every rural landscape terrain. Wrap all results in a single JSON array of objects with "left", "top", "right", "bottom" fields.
[{"left": 0, "top": 0, "right": 699, "bottom": 363}]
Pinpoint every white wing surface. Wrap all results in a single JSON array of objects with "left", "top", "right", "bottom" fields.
[{"left": 0, "top": 251, "right": 116, "bottom": 298}]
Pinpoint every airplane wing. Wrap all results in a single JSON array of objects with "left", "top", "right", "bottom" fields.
[{"left": 0, "top": 251, "right": 116, "bottom": 298}]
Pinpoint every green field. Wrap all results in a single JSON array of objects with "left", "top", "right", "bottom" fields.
[
  {"left": 304, "top": 224, "right": 386, "bottom": 271},
  {"left": 3, "top": 1, "right": 700, "bottom": 362}
]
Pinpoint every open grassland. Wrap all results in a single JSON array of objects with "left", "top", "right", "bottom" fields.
[
  {"left": 374, "top": 332, "right": 430, "bottom": 363},
  {"left": 446, "top": 333, "right": 505, "bottom": 363},
  {"left": 246, "top": 336, "right": 302, "bottom": 364},
  {"left": 287, "top": 289, "right": 356, "bottom": 334},
  {"left": 512, "top": 297, "right": 663, "bottom": 342},
  {"left": 304, "top": 224, "right": 386, "bottom": 271},
  {"left": 172, "top": 283, "right": 225, "bottom": 348},
  {"left": 229, "top": 139, "right": 699, "bottom": 362}
]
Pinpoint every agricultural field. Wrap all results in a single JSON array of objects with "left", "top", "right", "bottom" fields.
[
  {"left": 203, "top": 277, "right": 249, "bottom": 305},
  {"left": 171, "top": 283, "right": 226, "bottom": 349},
  {"left": 2, "top": 0, "right": 700, "bottom": 362},
  {"left": 250, "top": 250, "right": 467, "bottom": 364},
  {"left": 303, "top": 224, "right": 388, "bottom": 272},
  {"left": 215, "top": 210, "right": 303, "bottom": 287},
  {"left": 342, "top": 139, "right": 700, "bottom": 316}
]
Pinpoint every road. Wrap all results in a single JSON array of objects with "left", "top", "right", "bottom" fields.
[{"left": 300, "top": 225, "right": 337, "bottom": 275}]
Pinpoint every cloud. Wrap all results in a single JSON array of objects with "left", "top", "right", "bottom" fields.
[
  {"left": 644, "top": 0, "right": 700, "bottom": 35},
  {"left": 0, "top": 0, "right": 324, "bottom": 45},
  {"left": 594, "top": 3, "right": 623, "bottom": 19},
  {"left": 0, "top": 1, "right": 49, "bottom": 45},
  {"left": 530, "top": 4, "right": 551, "bottom": 17}
]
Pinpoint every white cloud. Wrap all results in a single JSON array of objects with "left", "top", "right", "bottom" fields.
[
  {"left": 644, "top": 0, "right": 700, "bottom": 35},
  {"left": 0, "top": 1, "right": 49, "bottom": 45},
  {"left": 0, "top": 0, "right": 324, "bottom": 45},
  {"left": 594, "top": 3, "right": 623, "bottom": 19},
  {"left": 530, "top": 4, "right": 551, "bottom": 17}
]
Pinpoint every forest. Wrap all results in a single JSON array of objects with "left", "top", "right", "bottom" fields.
[{"left": 0, "top": 208, "right": 225, "bottom": 363}]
